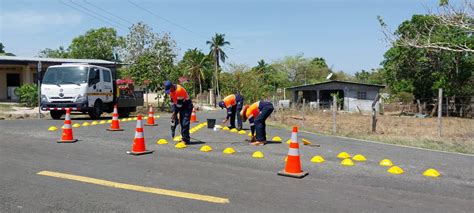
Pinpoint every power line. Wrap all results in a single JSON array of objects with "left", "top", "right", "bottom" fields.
[
  {"left": 68, "top": 0, "right": 129, "bottom": 30},
  {"left": 128, "top": 0, "right": 208, "bottom": 39},
  {"left": 83, "top": 0, "right": 134, "bottom": 26},
  {"left": 58, "top": 0, "right": 128, "bottom": 31}
]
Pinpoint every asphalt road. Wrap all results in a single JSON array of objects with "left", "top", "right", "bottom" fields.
[{"left": 0, "top": 110, "right": 473, "bottom": 212}]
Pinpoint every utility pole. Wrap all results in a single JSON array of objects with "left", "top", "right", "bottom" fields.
[
  {"left": 37, "top": 61, "right": 42, "bottom": 119},
  {"left": 438, "top": 88, "right": 443, "bottom": 137}
]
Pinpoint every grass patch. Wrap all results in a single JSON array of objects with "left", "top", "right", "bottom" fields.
[{"left": 0, "top": 103, "right": 16, "bottom": 112}]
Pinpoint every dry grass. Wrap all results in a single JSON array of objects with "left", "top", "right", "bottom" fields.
[{"left": 269, "top": 110, "right": 474, "bottom": 154}]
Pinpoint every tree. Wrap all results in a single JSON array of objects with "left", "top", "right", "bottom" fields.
[
  {"left": 38, "top": 46, "right": 69, "bottom": 58},
  {"left": 206, "top": 33, "right": 230, "bottom": 105},
  {"left": 0, "top": 42, "right": 15, "bottom": 56},
  {"left": 68, "top": 27, "right": 124, "bottom": 61},
  {"left": 121, "top": 23, "right": 177, "bottom": 91},
  {"left": 381, "top": 14, "right": 473, "bottom": 105},
  {"left": 379, "top": 0, "right": 473, "bottom": 53},
  {"left": 178, "top": 48, "right": 212, "bottom": 96},
  {"left": 272, "top": 54, "right": 331, "bottom": 85},
  {"left": 354, "top": 69, "right": 385, "bottom": 84}
]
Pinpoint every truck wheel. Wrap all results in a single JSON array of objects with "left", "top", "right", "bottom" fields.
[
  {"left": 88, "top": 100, "right": 103, "bottom": 119},
  {"left": 50, "top": 110, "right": 64, "bottom": 120},
  {"left": 118, "top": 107, "right": 130, "bottom": 118}
]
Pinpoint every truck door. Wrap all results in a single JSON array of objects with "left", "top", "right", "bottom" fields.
[
  {"left": 87, "top": 67, "right": 101, "bottom": 107},
  {"left": 101, "top": 69, "right": 113, "bottom": 103}
]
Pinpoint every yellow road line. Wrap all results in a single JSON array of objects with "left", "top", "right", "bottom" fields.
[{"left": 37, "top": 171, "right": 229, "bottom": 204}]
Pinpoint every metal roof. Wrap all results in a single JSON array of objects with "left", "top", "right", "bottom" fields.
[
  {"left": 286, "top": 80, "right": 385, "bottom": 90},
  {"left": 0, "top": 55, "right": 115, "bottom": 64}
]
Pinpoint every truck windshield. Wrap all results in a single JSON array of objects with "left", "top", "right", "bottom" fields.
[{"left": 42, "top": 66, "right": 89, "bottom": 85}]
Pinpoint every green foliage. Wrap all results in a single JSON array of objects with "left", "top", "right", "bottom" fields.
[
  {"left": 38, "top": 46, "right": 69, "bottom": 58},
  {"left": 177, "top": 48, "right": 213, "bottom": 96},
  {"left": 382, "top": 15, "right": 473, "bottom": 101},
  {"left": 207, "top": 33, "right": 230, "bottom": 96},
  {"left": 121, "top": 23, "right": 177, "bottom": 91},
  {"left": 14, "top": 84, "right": 38, "bottom": 107},
  {"left": 69, "top": 28, "right": 124, "bottom": 61},
  {"left": 0, "top": 42, "right": 15, "bottom": 56},
  {"left": 272, "top": 54, "right": 332, "bottom": 85},
  {"left": 354, "top": 69, "right": 385, "bottom": 84}
]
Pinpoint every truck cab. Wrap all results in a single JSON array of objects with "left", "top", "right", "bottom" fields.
[{"left": 41, "top": 64, "right": 115, "bottom": 119}]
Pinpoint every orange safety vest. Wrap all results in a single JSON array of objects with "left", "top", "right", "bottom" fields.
[
  {"left": 246, "top": 101, "right": 260, "bottom": 120},
  {"left": 223, "top": 94, "right": 237, "bottom": 108},
  {"left": 170, "top": 85, "right": 189, "bottom": 107}
]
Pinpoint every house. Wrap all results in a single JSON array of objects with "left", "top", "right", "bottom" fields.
[
  {"left": 286, "top": 80, "right": 385, "bottom": 112},
  {"left": 0, "top": 56, "right": 116, "bottom": 101}
]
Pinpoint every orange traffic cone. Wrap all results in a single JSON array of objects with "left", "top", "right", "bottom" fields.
[
  {"left": 190, "top": 108, "right": 198, "bottom": 123},
  {"left": 127, "top": 115, "right": 153, "bottom": 155},
  {"left": 107, "top": 105, "right": 123, "bottom": 131},
  {"left": 58, "top": 108, "right": 78, "bottom": 143},
  {"left": 278, "top": 126, "right": 308, "bottom": 178},
  {"left": 145, "top": 105, "right": 158, "bottom": 126}
]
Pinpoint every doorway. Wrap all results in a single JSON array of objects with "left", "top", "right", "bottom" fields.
[{"left": 6, "top": 73, "right": 20, "bottom": 100}]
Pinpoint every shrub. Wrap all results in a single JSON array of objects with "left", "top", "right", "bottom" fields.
[{"left": 14, "top": 84, "right": 38, "bottom": 107}]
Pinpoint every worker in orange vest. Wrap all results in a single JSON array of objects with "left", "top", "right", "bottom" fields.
[
  {"left": 218, "top": 92, "right": 244, "bottom": 130},
  {"left": 164, "top": 80, "right": 193, "bottom": 144},
  {"left": 240, "top": 101, "right": 274, "bottom": 146}
]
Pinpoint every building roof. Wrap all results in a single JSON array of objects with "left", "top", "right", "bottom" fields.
[
  {"left": 0, "top": 55, "right": 115, "bottom": 65},
  {"left": 286, "top": 80, "right": 385, "bottom": 90}
]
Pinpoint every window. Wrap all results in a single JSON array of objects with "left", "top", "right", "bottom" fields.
[
  {"left": 357, "top": 91, "right": 367, "bottom": 100},
  {"left": 88, "top": 68, "right": 100, "bottom": 85},
  {"left": 102, "top": 70, "right": 111, "bottom": 82}
]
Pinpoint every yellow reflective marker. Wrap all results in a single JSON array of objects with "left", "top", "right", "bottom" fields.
[
  {"left": 286, "top": 139, "right": 292, "bottom": 144},
  {"left": 387, "top": 166, "right": 404, "bottom": 175},
  {"left": 121, "top": 118, "right": 127, "bottom": 122},
  {"left": 379, "top": 159, "right": 393, "bottom": 167},
  {"left": 337, "top": 152, "right": 351, "bottom": 159},
  {"left": 72, "top": 123, "right": 81, "bottom": 128},
  {"left": 48, "top": 126, "right": 58, "bottom": 131},
  {"left": 238, "top": 130, "right": 246, "bottom": 135},
  {"left": 223, "top": 147, "right": 236, "bottom": 154},
  {"left": 175, "top": 142, "right": 187, "bottom": 149},
  {"left": 156, "top": 139, "right": 168, "bottom": 145},
  {"left": 423, "top": 168, "right": 440, "bottom": 177},
  {"left": 91, "top": 121, "right": 99, "bottom": 126},
  {"left": 341, "top": 158, "right": 355, "bottom": 166},
  {"left": 99, "top": 120, "right": 106, "bottom": 124},
  {"left": 230, "top": 128, "right": 238, "bottom": 133},
  {"left": 107, "top": 120, "right": 112, "bottom": 123},
  {"left": 200, "top": 145, "right": 213, "bottom": 152},
  {"left": 272, "top": 136, "right": 282, "bottom": 142},
  {"left": 310, "top": 155, "right": 325, "bottom": 163},
  {"left": 37, "top": 171, "right": 229, "bottom": 204},
  {"left": 222, "top": 126, "right": 230, "bottom": 131},
  {"left": 173, "top": 135, "right": 182, "bottom": 142},
  {"left": 82, "top": 122, "right": 90, "bottom": 127},
  {"left": 252, "top": 151, "right": 264, "bottom": 159},
  {"left": 352, "top": 154, "right": 367, "bottom": 162}
]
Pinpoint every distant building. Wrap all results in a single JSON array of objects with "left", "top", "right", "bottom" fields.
[
  {"left": 0, "top": 56, "right": 116, "bottom": 101},
  {"left": 286, "top": 80, "right": 385, "bottom": 112}
]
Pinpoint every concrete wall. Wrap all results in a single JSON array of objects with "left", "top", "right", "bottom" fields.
[{"left": 0, "top": 65, "right": 34, "bottom": 100}]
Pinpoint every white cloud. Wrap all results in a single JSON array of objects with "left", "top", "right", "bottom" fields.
[{"left": 0, "top": 10, "right": 82, "bottom": 32}]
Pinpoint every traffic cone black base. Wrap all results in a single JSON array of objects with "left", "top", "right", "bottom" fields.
[
  {"left": 277, "top": 170, "right": 308, "bottom": 179},
  {"left": 144, "top": 124, "right": 158, "bottom": 126},
  {"left": 106, "top": 128, "right": 124, "bottom": 131},
  {"left": 126, "top": 150, "right": 154, "bottom": 155},
  {"left": 57, "top": 139, "right": 78, "bottom": 143}
]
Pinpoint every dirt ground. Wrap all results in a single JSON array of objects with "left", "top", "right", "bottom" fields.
[{"left": 270, "top": 110, "right": 474, "bottom": 154}]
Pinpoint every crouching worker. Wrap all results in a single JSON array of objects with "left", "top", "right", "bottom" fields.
[
  {"left": 240, "top": 101, "right": 274, "bottom": 146},
  {"left": 218, "top": 92, "right": 244, "bottom": 130},
  {"left": 164, "top": 80, "right": 193, "bottom": 144}
]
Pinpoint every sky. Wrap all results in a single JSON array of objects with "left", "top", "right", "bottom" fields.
[{"left": 0, "top": 0, "right": 445, "bottom": 74}]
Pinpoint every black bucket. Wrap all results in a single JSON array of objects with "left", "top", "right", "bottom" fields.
[{"left": 207, "top": 119, "right": 216, "bottom": 128}]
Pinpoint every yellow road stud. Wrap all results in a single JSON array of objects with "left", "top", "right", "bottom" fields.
[
  {"left": 200, "top": 145, "right": 213, "bottom": 152},
  {"left": 156, "top": 139, "right": 168, "bottom": 145},
  {"left": 91, "top": 121, "right": 98, "bottom": 125},
  {"left": 133, "top": 117, "right": 137, "bottom": 121},
  {"left": 352, "top": 154, "right": 367, "bottom": 162},
  {"left": 252, "top": 151, "right": 264, "bottom": 158},
  {"left": 48, "top": 126, "right": 58, "bottom": 131},
  {"left": 190, "top": 129, "right": 195, "bottom": 134},
  {"left": 107, "top": 120, "right": 112, "bottom": 123},
  {"left": 99, "top": 120, "right": 106, "bottom": 124},
  {"left": 223, "top": 147, "right": 236, "bottom": 154},
  {"left": 285, "top": 156, "right": 288, "bottom": 162},
  {"left": 127, "top": 118, "right": 133, "bottom": 121},
  {"left": 230, "top": 128, "right": 238, "bottom": 133},
  {"left": 238, "top": 130, "right": 246, "bottom": 134},
  {"left": 175, "top": 142, "right": 187, "bottom": 149},
  {"left": 222, "top": 126, "right": 230, "bottom": 131},
  {"left": 272, "top": 136, "right": 282, "bottom": 142},
  {"left": 286, "top": 139, "right": 292, "bottom": 144},
  {"left": 82, "top": 122, "right": 90, "bottom": 127},
  {"left": 337, "top": 152, "right": 351, "bottom": 159},
  {"left": 387, "top": 166, "right": 404, "bottom": 175},
  {"left": 423, "top": 168, "right": 440, "bottom": 177},
  {"left": 72, "top": 123, "right": 81, "bottom": 128},
  {"left": 311, "top": 155, "right": 325, "bottom": 163},
  {"left": 121, "top": 118, "right": 127, "bottom": 122},
  {"left": 341, "top": 158, "right": 355, "bottom": 166},
  {"left": 379, "top": 159, "right": 393, "bottom": 167}
]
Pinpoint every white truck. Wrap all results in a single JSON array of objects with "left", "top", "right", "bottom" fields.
[{"left": 40, "top": 64, "right": 144, "bottom": 119}]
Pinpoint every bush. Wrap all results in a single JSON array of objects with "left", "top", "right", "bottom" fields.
[{"left": 14, "top": 84, "right": 38, "bottom": 107}]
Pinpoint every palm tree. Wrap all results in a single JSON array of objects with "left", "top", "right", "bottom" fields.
[
  {"left": 185, "top": 48, "right": 210, "bottom": 96},
  {"left": 206, "top": 33, "right": 230, "bottom": 106}
]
